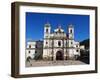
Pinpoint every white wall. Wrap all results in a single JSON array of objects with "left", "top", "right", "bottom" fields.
[
  {"left": 27, "top": 41, "right": 36, "bottom": 48},
  {"left": 0, "top": 0, "right": 100, "bottom": 80},
  {"left": 26, "top": 49, "right": 35, "bottom": 59}
]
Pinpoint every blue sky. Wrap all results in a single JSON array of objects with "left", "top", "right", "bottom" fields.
[{"left": 26, "top": 12, "right": 89, "bottom": 42}]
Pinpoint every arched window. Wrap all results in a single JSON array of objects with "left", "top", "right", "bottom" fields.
[
  {"left": 71, "top": 42, "right": 73, "bottom": 44},
  {"left": 35, "top": 51, "right": 37, "bottom": 53},
  {"left": 58, "top": 41, "right": 61, "bottom": 47},
  {"left": 29, "top": 45, "right": 31, "bottom": 48},
  {"left": 46, "top": 29, "right": 48, "bottom": 33},
  {"left": 76, "top": 49, "right": 78, "bottom": 52},
  {"left": 29, "top": 51, "right": 30, "bottom": 53},
  {"left": 76, "top": 45, "right": 78, "bottom": 47},
  {"left": 35, "top": 45, "right": 37, "bottom": 48},
  {"left": 46, "top": 42, "right": 48, "bottom": 44},
  {"left": 70, "top": 29, "right": 72, "bottom": 33}
]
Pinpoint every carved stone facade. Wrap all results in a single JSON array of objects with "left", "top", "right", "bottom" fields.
[
  {"left": 26, "top": 23, "right": 80, "bottom": 61},
  {"left": 43, "top": 23, "right": 80, "bottom": 60}
]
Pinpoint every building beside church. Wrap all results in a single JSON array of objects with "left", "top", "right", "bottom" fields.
[
  {"left": 26, "top": 23, "right": 80, "bottom": 61},
  {"left": 26, "top": 40, "right": 43, "bottom": 60}
]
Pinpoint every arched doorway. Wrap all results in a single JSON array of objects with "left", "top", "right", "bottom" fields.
[{"left": 56, "top": 51, "right": 64, "bottom": 60}]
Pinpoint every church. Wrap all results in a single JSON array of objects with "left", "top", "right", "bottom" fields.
[{"left": 26, "top": 23, "right": 80, "bottom": 61}]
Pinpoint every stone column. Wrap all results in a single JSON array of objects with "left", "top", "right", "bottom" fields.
[
  {"left": 53, "top": 50, "right": 56, "bottom": 61},
  {"left": 64, "top": 49, "right": 66, "bottom": 60}
]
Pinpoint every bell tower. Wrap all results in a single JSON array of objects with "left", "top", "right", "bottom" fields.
[
  {"left": 67, "top": 24, "right": 75, "bottom": 59},
  {"left": 68, "top": 24, "right": 74, "bottom": 47},
  {"left": 43, "top": 22, "right": 51, "bottom": 60},
  {"left": 68, "top": 24, "right": 74, "bottom": 40},
  {"left": 44, "top": 22, "right": 51, "bottom": 38}
]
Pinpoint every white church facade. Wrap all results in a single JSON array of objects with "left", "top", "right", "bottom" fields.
[{"left": 26, "top": 23, "right": 80, "bottom": 61}]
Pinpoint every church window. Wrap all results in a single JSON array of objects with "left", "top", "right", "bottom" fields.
[
  {"left": 46, "top": 42, "right": 48, "bottom": 44},
  {"left": 58, "top": 41, "right": 61, "bottom": 47},
  {"left": 76, "top": 50, "right": 78, "bottom": 52},
  {"left": 70, "top": 29, "right": 72, "bottom": 33},
  {"left": 29, "top": 51, "right": 30, "bottom": 53},
  {"left": 67, "top": 34, "right": 69, "bottom": 37},
  {"left": 76, "top": 45, "right": 78, "bottom": 47},
  {"left": 29, "top": 45, "right": 31, "bottom": 48},
  {"left": 46, "top": 29, "right": 48, "bottom": 33},
  {"left": 35, "top": 45, "right": 37, "bottom": 48},
  {"left": 35, "top": 51, "right": 37, "bottom": 53},
  {"left": 71, "top": 42, "right": 73, "bottom": 44}
]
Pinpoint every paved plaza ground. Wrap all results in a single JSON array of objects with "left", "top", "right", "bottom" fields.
[{"left": 26, "top": 60, "right": 87, "bottom": 67}]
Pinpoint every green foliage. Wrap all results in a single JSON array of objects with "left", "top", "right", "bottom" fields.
[{"left": 80, "top": 39, "right": 89, "bottom": 49}]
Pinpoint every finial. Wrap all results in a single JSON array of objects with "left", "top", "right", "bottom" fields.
[
  {"left": 69, "top": 24, "right": 73, "bottom": 27},
  {"left": 68, "top": 24, "right": 74, "bottom": 28},
  {"left": 45, "top": 21, "right": 50, "bottom": 27},
  {"left": 58, "top": 24, "right": 61, "bottom": 29}
]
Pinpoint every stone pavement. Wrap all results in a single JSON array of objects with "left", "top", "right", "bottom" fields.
[{"left": 26, "top": 60, "right": 87, "bottom": 67}]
